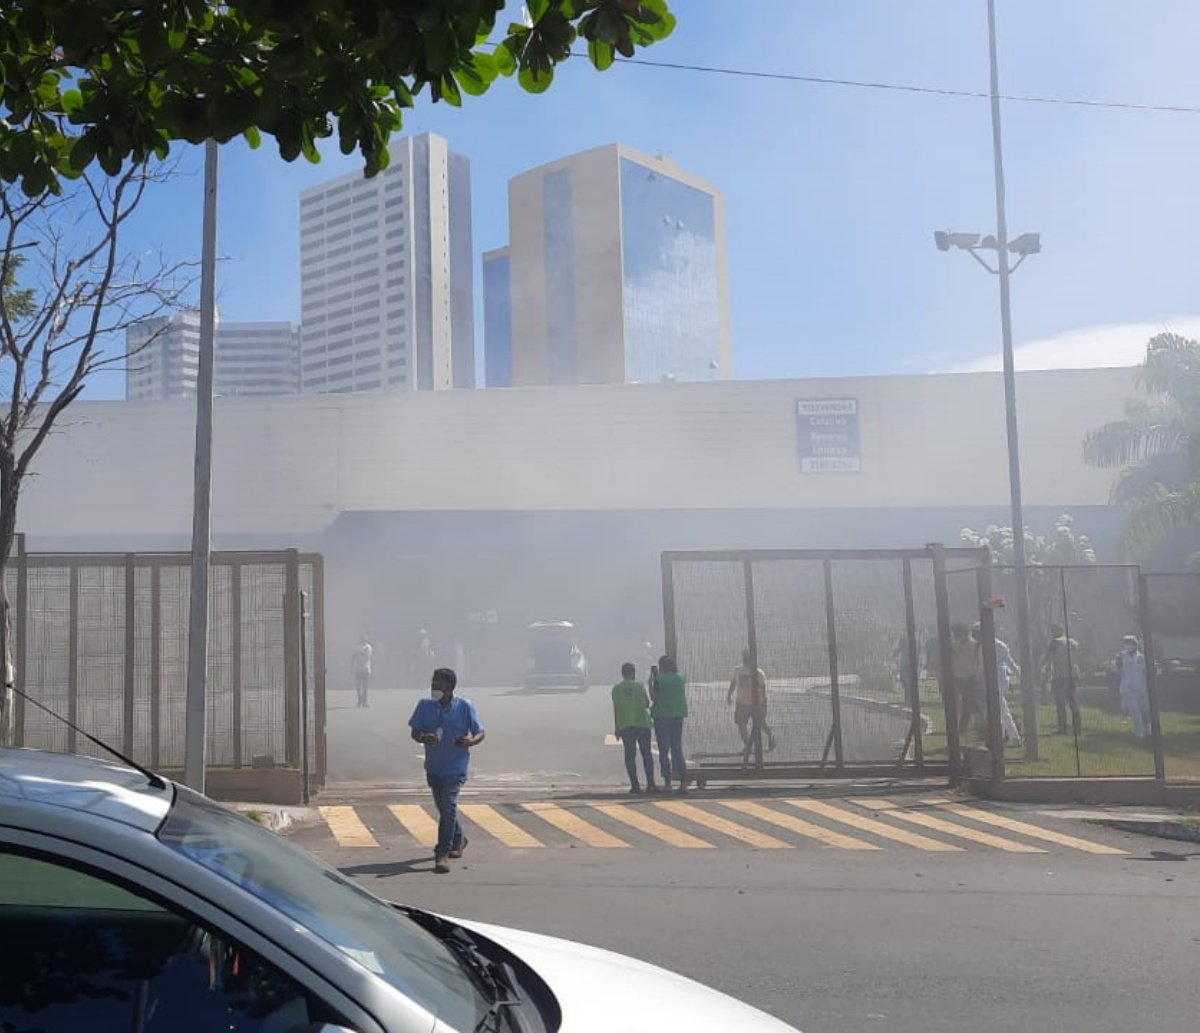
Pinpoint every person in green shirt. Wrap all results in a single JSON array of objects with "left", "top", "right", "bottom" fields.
[
  {"left": 612, "top": 663, "right": 656, "bottom": 794},
  {"left": 650, "top": 654, "right": 689, "bottom": 793}
]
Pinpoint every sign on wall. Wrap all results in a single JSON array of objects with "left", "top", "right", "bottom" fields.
[{"left": 796, "top": 398, "right": 861, "bottom": 473}]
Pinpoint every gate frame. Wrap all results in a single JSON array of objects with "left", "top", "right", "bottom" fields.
[
  {"left": 661, "top": 544, "right": 991, "bottom": 785},
  {"left": 9, "top": 546, "right": 326, "bottom": 802}
]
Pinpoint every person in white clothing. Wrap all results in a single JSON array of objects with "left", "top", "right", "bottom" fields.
[
  {"left": 1116, "top": 635, "right": 1150, "bottom": 739},
  {"left": 973, "top": 624, "right": 1023, "bottom": 746},
  {"left": 351, "top": 633, "right": 373, "bottom": 709}
]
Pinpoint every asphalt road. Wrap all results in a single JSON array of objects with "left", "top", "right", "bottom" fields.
[
  {"left": 325, "top": 684, "right": 915, "bottom": 790},
  {"left": 291, "top": 792, "right": 1199, "bottom": 1033},
  {"left": 326, "top": 684, "right": 619, "bottom": 789}
]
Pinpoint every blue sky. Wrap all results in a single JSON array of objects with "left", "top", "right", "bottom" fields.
[{"left": 89, "top": 0, "right": 1200, "bottom": 396}]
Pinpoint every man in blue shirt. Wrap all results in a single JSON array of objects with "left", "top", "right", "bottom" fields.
[{"left": 408, "top": 668, "right": 485, "bottom": 874}]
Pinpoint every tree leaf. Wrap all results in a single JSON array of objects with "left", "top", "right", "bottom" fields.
[
  {"left": 587, "top": 37, "right": 614, "bottom": 71},
  {"left": 455, "top": 52, "right": 496, "bottom": 96},
  {"left": 493, "top": 41, "right": 518, "bottom": 77},
  {"left": 518, "top": 62, "right": 554, "bottom": 94},
  {"left": 435, "top": 71, "right": 463, "bottom": 107},
  {"left": 0, "top": 0, "right": 676, "bottom": 189}
]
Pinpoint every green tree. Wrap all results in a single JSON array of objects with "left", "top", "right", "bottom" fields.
[
  {"left": 1083, "top": 333, "right": 1200, "bottom": 558},
  {"left": 1, "top": 254, "right": 36, "bottom": 320},
  {"left": 0, "top": 0, "right": 676, "bottom": 196},
  {"left": 960, "top": 514, "right": 1098, "bottom": 567},
  {"left": 0, "top": 164, "right": 194, "bottom": 742},
  {"left": 961, "top": 515, "right": 1100, "bottom": 670}
]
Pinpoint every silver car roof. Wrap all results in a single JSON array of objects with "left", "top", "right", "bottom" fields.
[{"left": 0, "top": 747, "right": 173, "bottom": 833}]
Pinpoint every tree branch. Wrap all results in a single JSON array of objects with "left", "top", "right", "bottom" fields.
[{"left": 1, "top": 160, "right": 197, "bottom": 488}]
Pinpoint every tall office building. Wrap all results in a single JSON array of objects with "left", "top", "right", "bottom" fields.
[
  {"left": 299, "top": 132, "right": 475, "bottom": 393},
  {"left": 126, "top": 310, "right": 202, "bottom": 401},
  {"left": 125, "top": 313, "right": 300, "bottom": 401},
  {"left": 482, "top": 247, "right": 513, "bottom": 387},
  {"left": 213, "top": 322, "right": 301, "bottom": 398},
  {"left": 501, "top": 143, "right": 731, "bottom": 386}
]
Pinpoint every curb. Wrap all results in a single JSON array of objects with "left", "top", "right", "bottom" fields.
[
  {"left": 1085, "top": 817, "right": 1200, "bottom": 844},
  {"left": 232, "top": 804, "right": 320, "bottom": 834}
]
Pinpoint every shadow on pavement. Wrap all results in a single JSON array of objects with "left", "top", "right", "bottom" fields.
[
  {"left": 1127, "top": 849, "right": 1200, "bottom": 863},
  {"left": 339, "top": 857, "right": 430, "bottom": 878}
]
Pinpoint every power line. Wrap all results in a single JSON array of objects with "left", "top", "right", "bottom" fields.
[{"left": 595, "top": 52, "right": 1200, "bottom": 116}]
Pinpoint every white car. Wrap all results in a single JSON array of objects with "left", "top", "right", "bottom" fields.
[{"left": 0, "top": 747, "right": 800, "bottom": 1032}]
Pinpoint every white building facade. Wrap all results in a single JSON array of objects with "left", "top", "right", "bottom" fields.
[{"left": 299, "top": 132, "right": 475, "bottom": 394}]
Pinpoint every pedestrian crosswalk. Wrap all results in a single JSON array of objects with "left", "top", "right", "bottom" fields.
[{"left": 314, "top": 797, "right": 1128, "bottom": 856}]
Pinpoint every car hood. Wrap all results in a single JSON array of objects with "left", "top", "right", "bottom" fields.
[{"left": 454, "top": 917, "right": 800, "bottom": 1033}]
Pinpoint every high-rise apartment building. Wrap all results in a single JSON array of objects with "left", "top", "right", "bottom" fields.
[
  {"left": 482, "top": 246, "right": 513, "bottom": 388},
  {"left": 213, "top": 322, "right": 301, "bottom": 397},
  {"left": 126, "top": 310, "right": 202, "bottom": 401},
  {"left": 299, "top": 132, "right": 474, "bottom": 393},
  {"left": 499, "top": 143, "right": 731, "bottom": 387},
  {"left": 125, "top": 314, "right": 300, "bottom": 401}
]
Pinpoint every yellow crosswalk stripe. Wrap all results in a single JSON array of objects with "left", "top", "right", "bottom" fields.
[
  {"left": 318, "top": 806, "right": 379, "bottom": 848},
  {"left": 604, "top": 733, "right": 658, "bottom": 754},
  {"left": 522, "top": 801, "right": 631, "bottom": 848},
  {"left": 856, "top": 798, "right": 1045, "bottom": 853},
  {"left": 786, "top": 799, "right": 962, "bottom": 852},
  {"left": 655, "top": 800, "right": 791, "bottom": 849},
  {"left": 388, "top": 804, "right": 439, "bottom": 849},
  {"left": 459, "top": 804, "right": 545, "bottom": 848},
  {"left": 592, "top": 803, "right": 715, "bottom": 848},
  {"left": 922, "top": 799, "right": 1126, "bottom": 855},
  {"left": 721, "top": 800, "right": 880, "bottom": 850}
]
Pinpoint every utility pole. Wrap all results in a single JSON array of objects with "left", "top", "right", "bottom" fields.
[
  {"left": 986, "top": 0, "right": 1038, "bottom": 761},
  {"left": 184, "top": 138, "right": 219, "bottom": 791}
]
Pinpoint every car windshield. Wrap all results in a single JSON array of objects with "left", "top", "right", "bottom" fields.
[{"left": 158, "top": 788, "right": 487, "bottom": 1029}]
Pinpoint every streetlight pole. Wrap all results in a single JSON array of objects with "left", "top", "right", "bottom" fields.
[
  {"left": 183, "top": 138, "right": 219, "bottom": 791},
  {"left": 986, "top": 0, "right": 1039, "bottom": 761}
]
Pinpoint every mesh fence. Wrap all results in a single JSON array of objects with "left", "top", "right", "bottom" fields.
[
  {"left": 10, "top": 551, "right": 324, "bottom": 783},
  {"left": 666, "top": 549, "right": 989, "bottom": 774},
  {"left": 1143, "top": 573, "right": 1200, "bottom": 782},
  {"left": 978, "top": 565, "right": 1152, "bottom": 778}
]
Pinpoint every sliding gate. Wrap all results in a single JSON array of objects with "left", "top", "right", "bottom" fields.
[{"left": 662, "top": 546, "right": 992, "bottom": 782}]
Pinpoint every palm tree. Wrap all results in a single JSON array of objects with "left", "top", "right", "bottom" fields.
[{"left": 1084, "top": 332, "right": 1200, "bottom": 559}]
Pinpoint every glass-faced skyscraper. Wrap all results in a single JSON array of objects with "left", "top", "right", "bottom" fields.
[
  {"left": 498, "top": 143, "right": 730, "bottom": 386},
  {"left": 482, "top": 246, "right": 513, "bottom": 388}
]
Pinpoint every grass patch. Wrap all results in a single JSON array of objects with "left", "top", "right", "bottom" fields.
[{"left": 836, "top": 677, "right": 1200, "bottom": 778}]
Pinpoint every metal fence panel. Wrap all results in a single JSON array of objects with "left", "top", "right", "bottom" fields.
[
  {"left": 12, "top": 550, "right": 324, "bottom": 785},
  {"left": 829, "top": 559, "right": 923, "bottom": 765},
  {"left": 22, "top": 566, "right": 70, "bottom": 754},
  {"left": 750, "top": 559, "right": 834, "bottom": 765},
  {"left": 668, "top": 558, "right": 750, "bottom": 764},
  {"left": 985, "top": 565, "right": 1152, "bottom": 777},
  {"left": 663, "top": 547, "right": 989, "bottom": 779},
  {"left": 1143, "top": 573, "right": 1200, "bottom": 783}
]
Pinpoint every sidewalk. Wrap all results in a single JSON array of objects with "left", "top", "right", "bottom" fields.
[{"left": 1045, "top": 806, "right": 1200, "bottom": 844}]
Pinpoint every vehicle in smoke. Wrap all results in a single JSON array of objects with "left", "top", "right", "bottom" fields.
[{"left": 523, "top": 620, "right": 589, "bottom": 693}]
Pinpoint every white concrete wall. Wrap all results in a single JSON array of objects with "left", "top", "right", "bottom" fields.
[{"left": 20, "top": 367, "right": 1135, "bottom": 543}]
